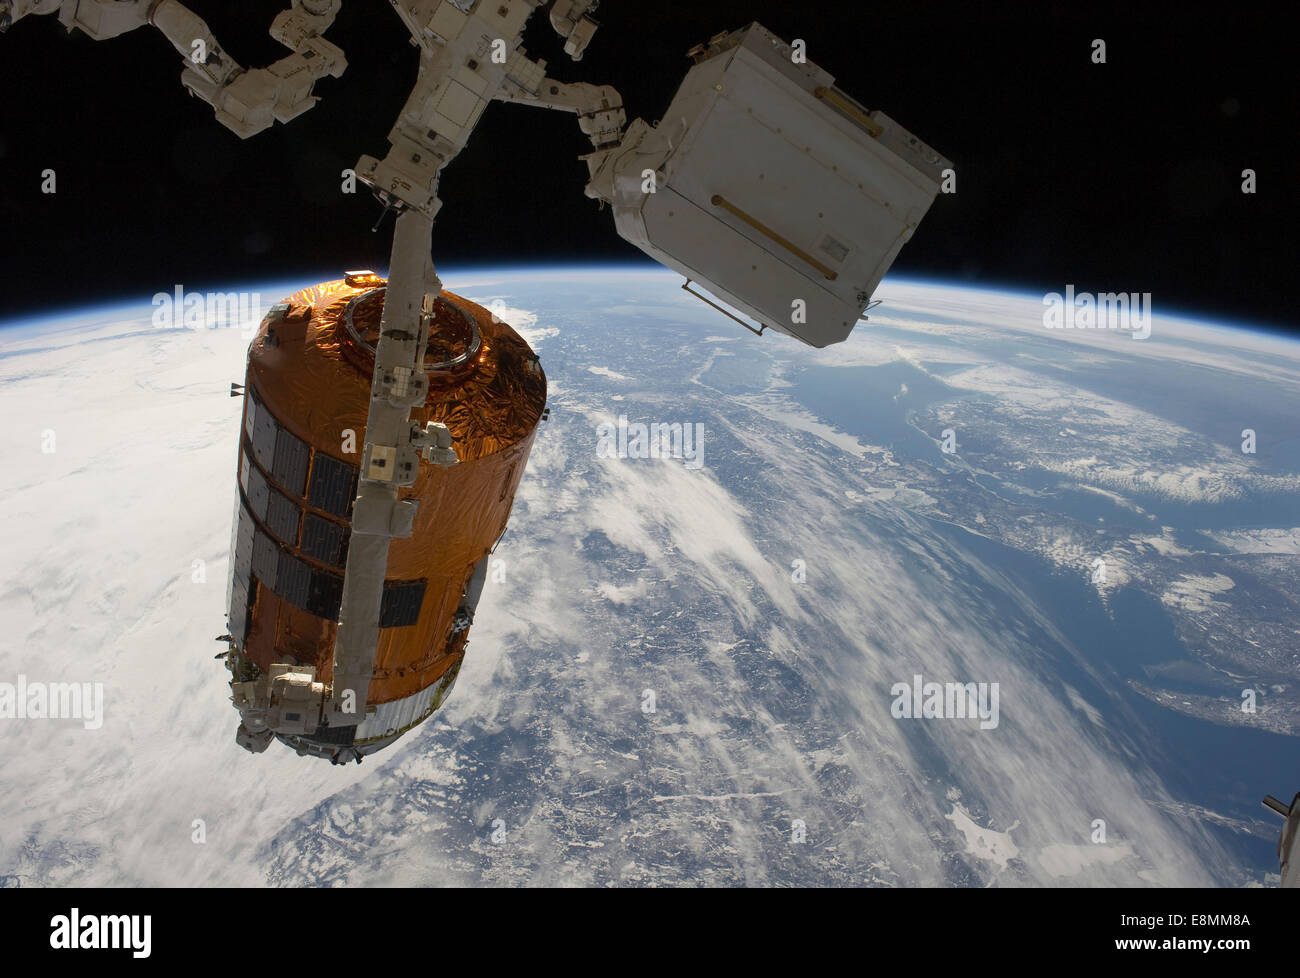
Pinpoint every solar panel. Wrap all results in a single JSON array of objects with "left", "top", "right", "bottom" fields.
[
  {"left": 301, "top": 512, "right": 346, "bottom": 567},
  {"left": 276, "top": 552, "right": 312, "bottom": 609},
  {"left": 228, "top": 577, "right": 251, "bottom": 643},
  {"left": 228, "top": 494, "right": 257, "bottom": 642},
  {"left": 272, "top": 426, "right": 310, "bottom": 496},
  {"left": 306, "top": 568, "right": 345, "bottom": 620},
  {"left": 243, "top": 388, "right": 258, "bottom": 442},
  {"left": 250, "top": 398, "right": 278, "bottom": 472},
  {"left": 380, "top": 579, "right": 427, "bottom": 628},
  {"left": 265, "top": 487, "right": 301, "bottom": 545},
  {"left": 307, "top": 452, "right": 357, "bottom": 517},
  {"left": 251, "top": 528, "right": 279, "bottom": 589},
  {"left": 244, "top": 455, "right": 270, "bottom": 520}
]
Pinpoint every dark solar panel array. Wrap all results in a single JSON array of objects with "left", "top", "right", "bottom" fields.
[
  {"left": 301, "top": 512, "right": 346, "bottom": 565},
  {"left": 227, "top": 489, "right": 257, "bottom": 643},
  {"left": 250, "top": 398, "right": 278, "bottom": 472},
  {"left": 272, "top": 427, "right": 310, "bottom": 496},
  {"left": 241, "top": 454, "right": 269, "bottom": 520},
  {"left": 229, "top": 388, "right": 427, "bottom": 630},
  {"left": 380, "top": 580, "right": 427, "bottom": 628},
  {"left": 265, "top": 486, "right": 301, "bottom": 544},
  {"left": 308, "top": 452, "right": 357, "bottom": 518}
]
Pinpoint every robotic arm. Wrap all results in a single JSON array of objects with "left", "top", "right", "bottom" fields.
[
  {"left": 547, "top": 0, "right": 598, "bottom": 61},
  {"left": 172, "top": 0, "right": 346, "bottom": 138},
  {"left": 353, "top": 0, "right": 551, "bottom": 219},
  {"left": 0, "top": 0, "right": 345, "bottom": 138},
  {"left": 494, "top": 53, "right": 626, "bottom": 154}
]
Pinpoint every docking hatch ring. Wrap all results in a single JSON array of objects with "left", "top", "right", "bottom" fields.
[{"left": 341, "top": 286, "right": 482, "bottom": 376}]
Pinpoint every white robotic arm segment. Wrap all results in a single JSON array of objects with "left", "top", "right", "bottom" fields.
[
  {"left": 151, "top": 1, "right": 243, "bottom": 92},
  {"left": 0, "top": 0, "right": 344, "bottom": 139},
  {"left": 354, "top": 0, "right": 547, "bottom": 217},
  {"left": 285, "top": 0, "right": 342, "bottom": 37},
  {"left": 354, "top": 47, "right": 453, "bottom": 220},
  {"left": 548, "top": 0, "right": 598, "bottom": 61},
  {"left": 154, "top": 0, "right": 346, "bottom": 139},
  {"left": 495, "top": 56, "right": 626, "bottom": 151},
  {"left": 56, "top": 0, "right": 151, "bottom": 39},
  {"left": 255, "top": 9, "right": 347, "bottom": 126}
]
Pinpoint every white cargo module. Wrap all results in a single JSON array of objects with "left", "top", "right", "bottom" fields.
[{"left": 585, "top": 23, "right": 951, "bottom": 348}]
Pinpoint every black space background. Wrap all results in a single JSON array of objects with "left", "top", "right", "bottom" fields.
[{"left": 0, "top": 0, "right": 1295, "bottom": 332}]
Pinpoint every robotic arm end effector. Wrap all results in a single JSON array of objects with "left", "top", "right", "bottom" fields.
[
  {"left": 155, "top": 0, "right": 346, "bottom": 139},
  {"left": 549, "top": 0, "right": 598, "bottom": 61}
]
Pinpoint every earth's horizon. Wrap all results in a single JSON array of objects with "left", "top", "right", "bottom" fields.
[{"left": 1, "top": 266, "right": 1296, "bottom": 887}]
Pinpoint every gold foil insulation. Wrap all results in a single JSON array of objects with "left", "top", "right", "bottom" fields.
[{"left": 237, "top": 277, "right": 545, "bottom": 706}]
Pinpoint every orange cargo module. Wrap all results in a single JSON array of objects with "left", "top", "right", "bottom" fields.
[{"left": 222, "top": 273, "right": 546, "bottom": 762}]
